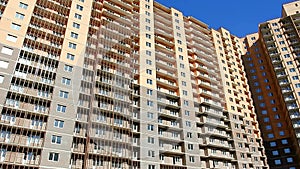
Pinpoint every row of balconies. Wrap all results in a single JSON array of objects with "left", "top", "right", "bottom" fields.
[
  {"left": 199, "top": 137, "right": 231, "bottom": 149},
  {"left": 0, "top": 115, "right": 46, "bottom": 131},
  {"left": 14, "top": 71, "right": 54, "bottom": 85},
  {"left": 0, "top": 151, "right": 40, "bottom": 166},
  {"left": 0, "top": 132, "right": 43, "bottom": 148},
  {"left": 4, "top": 100, "right": 49, "bottom": 114},
  {"left": 71, "top": 159, "right": 130, "bottom": 169},
  {"left": 155, "top": 51, "right": 176, "bottom": 63},
  {"left": 10, "top": 86, "right": 52, "bottom": 100},
  {"left": 104, "top": 0, "right": 131, "bottom": 17}
]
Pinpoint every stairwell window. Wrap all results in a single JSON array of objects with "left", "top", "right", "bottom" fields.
[
  {"left": 66, "top": 53, "right": 75, "bottom": 60},
  {"left": 56, "top": 105, "right": 66, "bottom": 113},
  {"left": 11, "top": 23, "right": 21, "bottom": 31},
  {"left": 19, "top": 2, "right": 28, "bottom": 9},
  {"left": 48, "top": 152, "right": 59, "bottom": 162},
  {"left": 69, "top": 42, "right": 77, "bottom": 49},
  {"left": 15, "top": 12, "right": 25, "bottom": 20},
  {"left": 76, "top": 4, "right": 83, "bottom": 11}
]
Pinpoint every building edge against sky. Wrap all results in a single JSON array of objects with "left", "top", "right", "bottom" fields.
[
  {"left": 241, "top": 1, "right": 300, "bottom": 168},
  {"left": 0, "top": 0, "right": 298, "bottom": 169}
]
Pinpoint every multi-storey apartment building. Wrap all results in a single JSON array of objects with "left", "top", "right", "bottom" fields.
[
  {"left": 242, "top": 1, "right": 300, "bottom": 169},
  {"left": 211, "top": 28, "right": 268, "bottom": 169},
  {"left": 0, "top": 0, "right": 267, "bottom": 169}
]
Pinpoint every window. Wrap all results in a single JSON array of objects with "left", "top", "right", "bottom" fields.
[
  {"left": 148, "top": 165, "right": 155, "bottom": 169},
  {"left": 73, "top": 22, "right": 80, "bottom": 29},
  {"left": 146, "top": 34, "right": 151, "bottom": 39},
  {"left": 147, "top": 79, "right": 152, "bottom": 85},
  {"left": 182, "top": 81, "right": 186, "bottom": 86},
  {"left": 284, "top": 54, "right": 290, "bottom": 58},
  {"left": 56, "top": 105, "right": 66, "bottom": 113},
  {"left": 287, "top": 157, "right": 293, "bottom": 163},
  {"left": 146, "top": 50, "right": 151, "bottom": 56},
  {"left": 189, "top": 156, "right": 195, "bottom": 162},
  {"left": 76, "top": 4, "right": 83, "bottom": 11},
  {"left": 266, "top": 125, "right": 272, "bottom": 130},
  {"left": 1, "top": 47, "right": 13, "bottom": 55},
  {"left": 146, "top": 69, "right": 152, "bottom": 75},
  {"left": 146, "top": 59, "right": 152, "bottom": 65},
  {"left": 146, "top": 42, "right": 151, "bottom": 47},
  {"left": 147, "top": 124, "right": 154, "bottom": 131},
  {"left": 145, "top": 18, "right": 150, "bottom": 23},
  {"left": 270, "top": 142, "right": 276, "bottom": 147},
  {"left": 185, "top": 110, "right": 190, "bottom": 116},
  {"left": 48, "top": 152, "right": 59, "bottom": 162},
  {"left": 177, "top": 40, "right": 182, "bottom": 44},
  {"left": 0, "top": 60, "right": 9, "bottom": 69},
  {"left": 187, "top": 132, "right": 192, "bottom": 138},
  {"left": 15, "top": 12, "right": 25, "bottom": 20},
  {"left": 148, "top": 150, "right": 155, "bottom": 157},
  {"left": 147, "top": 89, "right": 153, "bottom": 95},
  {"left": 146, "top": 26, "right": 151, "bottom": 31},
  {"left": 147, "top": 112, "right": 154, "bottom": 119},
  {"left": 188, "top": 144, "right": 194, "bottom": 150},
  {"left": 181, "top": 72, "right": 185, "bottom": 77},
  {"left": 61, "top": 77, "right": 71, "bottom": 85},
  {"left": 186, "top": 121, "right": 191, "bottom": 127},
  {"left": 292, "top": 76, "right": 299, "bottom": 80},
  {"left": 69, "top": 42, "right": 77, "bottom": 49},
  {"left": 67, "top": 53, "right": 75, "bottom": 60},
  {"left": 6, "top": 34, "right": 17, "bottom": 42},
  {"left": 290, "top": 68, "right": 296, "bottom": 72},
  {"left": 178, "top": 47, "right": 183, "bottom": 52},
  {"left": 19, "top": 2, "right": 28, "bottom": 9},
  {"left": 268, "top": 133, "right": 274, "bottom": 138},
  {"left": 74, "top": 13, "right": 82, "bottom": 19},
  {"left": 147, "top": 100, "right": 153, "bottom": 107},
  {"left": 179, "top": 55, "right": 183, "bottom": 60},
  {"left": 264, "top": 117, "right": 270, "bottom": 123},
  {"left": 281, "top": 139, "right": 288, "bottom": 144},
  {"left": 54, "top": 119, "right": 64, "bottom": 128},
  {"left": 277, "top": 122, "right": 282, "bottom": 127},
  {"left": 64, "top": 65, "right": 73, "bottom": 72},
  {"left": 284, "top": 148, "right": 291, "bottom": 153},
  {"left": 272, "top": 150, "right": 279, "bottom": 156},
  {"left": 59, "top": 91, "right": 69, "bottom": 98},
  {"left": 148, "top": 137, "right": 154, "bottom": 144},
  {"left": 274, "top": 159, "right": 281, "bottom": 165},
  {"left": 0, "top": 75, "right": 4, "bottom": 83},
  {"left": 11, "top": 23, "right": 21, "bottom": 30},
  {"left": 145, "top": 11, "right": 150, "bottom": 16},
  {"left": 51, "top": 135, "right": 62, "bottom": 144}
]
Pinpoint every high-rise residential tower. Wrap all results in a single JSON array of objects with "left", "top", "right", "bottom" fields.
[
  {"left": 242, "top": 1, "right": 300, "bottom": 169},
  {"left": 211, "top": 28, "right": 268, "bottom": 169},
  {"left": 0, "top": 0, "right": 267, "bottom": 169}
]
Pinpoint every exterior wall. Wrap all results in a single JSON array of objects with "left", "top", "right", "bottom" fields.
[{"left": 282, "top": 1, "right": 300, "bottom": 17}]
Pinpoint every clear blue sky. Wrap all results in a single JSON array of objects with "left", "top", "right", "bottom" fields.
[{"left": 155, "top": 0, "right": 293, "bottom": 37}]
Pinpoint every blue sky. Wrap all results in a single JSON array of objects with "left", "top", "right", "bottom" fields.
[{"left": 155, "top": 0, "right": 293, "bottom": 37}]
